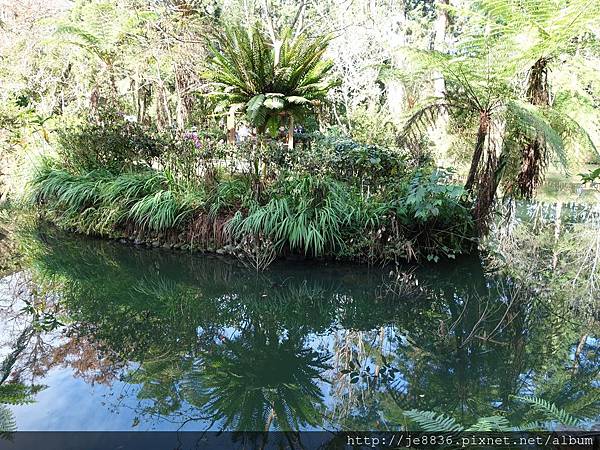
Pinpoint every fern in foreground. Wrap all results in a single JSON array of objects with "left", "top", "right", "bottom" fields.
[{"left": 403, "top": 396, "right": 592, "bottom": 433}]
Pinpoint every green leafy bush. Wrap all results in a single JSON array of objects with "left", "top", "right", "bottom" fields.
[
  {"left": 395, "top": 169, "right": 475, "bottom": 261},
  {"left": 31, "top": 158, "right": 475, "bottom": 262},
  {"left": 208, "top": 177, "right": 253, "bottom": 216},
  {"left": 273, "top": 131, "right": 411, "bottom": 185},
  {"left": 400, "top": 169, "right": 470, "bottom": 223},
  {"left": 55, "top": 108, "right": 165, "bottom": 173}
]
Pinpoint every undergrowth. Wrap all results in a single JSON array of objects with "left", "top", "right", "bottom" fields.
[{"left": 30, "top": 156, "right": 476, "bottom": 264}]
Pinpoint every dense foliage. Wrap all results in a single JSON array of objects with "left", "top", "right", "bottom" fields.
[{"left": 31, "top": 123, "right": 475, "bottom": 264}]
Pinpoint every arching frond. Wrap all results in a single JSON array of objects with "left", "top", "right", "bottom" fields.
[
  {"left": 516, "top": 396, "right": 582, "bottom": 428},
  {"left": 404, "top": 409, "right": 464, "bottom": 432},
  {"left": 467, "top": 415, "right": 513, "bottom": 432},
  {"left": 399, "top": 101, "right": 454, "bottom": 147},
  {"left": 505, "top": 101, "right": 569, "bottom": 170},
  {"left": 545, "top": 109, "right": 600, "bottom": 161}
]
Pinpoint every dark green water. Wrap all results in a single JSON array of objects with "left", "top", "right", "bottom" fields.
[{"left": 0, "top": 200, "right": 599, "bottom": 432}]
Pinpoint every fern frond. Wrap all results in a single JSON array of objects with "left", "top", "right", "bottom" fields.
[
  {"left": 506, "top": 101, "right": 569, "bottom": 170},
  {"left": 516, "top": 396, "right": 581, "bottom": 428},
  {"left": 467, "top": 415, "right": 513, "bottom": 431},
  {"left": 404, "top": 409, "right": 464, "bottom": 432},
  {"left": 0, "top": 405, "right": 16, "bottom": 433},
  {"left": 399, "top": 101, "right": 454, "bottom": 146}
]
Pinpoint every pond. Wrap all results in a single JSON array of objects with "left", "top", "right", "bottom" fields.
[{"left": 0, "top": 198, "right": 599, "bottom": 435}]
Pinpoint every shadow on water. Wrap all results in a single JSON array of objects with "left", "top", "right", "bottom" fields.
[{"left": 1, "top": 211, "right": 599, "bottom": 432}]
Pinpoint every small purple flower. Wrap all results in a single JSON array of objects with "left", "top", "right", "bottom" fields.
[{"left": 184, "top": 131, "right": 202, "bottom": 149}]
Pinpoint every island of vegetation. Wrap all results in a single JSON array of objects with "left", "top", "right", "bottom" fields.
[{"left": 1, "top": 0, "right": 599, "bottom": 270}]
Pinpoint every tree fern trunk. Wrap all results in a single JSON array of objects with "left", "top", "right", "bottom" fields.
[
  {"left": 517, "top": 57, "right": 551, "bottom": 197},
  {"left": 465, "top": 111, "right": 490, "bottom": 191}
]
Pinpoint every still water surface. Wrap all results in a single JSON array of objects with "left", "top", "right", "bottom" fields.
[{"left": 0, "top": 199, "right": 599, "bottom": 432}]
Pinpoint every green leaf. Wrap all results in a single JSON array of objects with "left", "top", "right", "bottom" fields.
[
  {"left": 263, "top": 97, "right": 285, "bottom": 110},
  {"left": 266, "top": 115, "right": 280, "bottom": 138},
  {"left": 286, "top": 96, "right": 310, "bottom": 104},
  {"left": 246, "top": 94, "right": 265, "bottom": 113}
]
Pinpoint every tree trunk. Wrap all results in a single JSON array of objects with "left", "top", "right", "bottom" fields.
[
  {"left": 517, "top": 57, "right": 551, "bottom": 197},
  {"left": 433, "top": 0, "right": 449, "bottom": 100},
  {"left": 227, "top": 109, "right": 236, "bottom": 144},
  {"left": 287, "top": 115, "right": 294, "bottom": 151},
  {"left": 465, "top": 111, "right": 490, "bottom": 191},
  {"left": 264, "top": 406, "right": 275, "bottom": 431},
  {"left": 573, "top": 334, "right": 588, "bottom": 373},
  {"left": 552, "top": 201, "right": 562, "bottom": 269}
]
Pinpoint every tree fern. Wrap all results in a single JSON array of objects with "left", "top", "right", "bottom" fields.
[{"left": 396, "top": 0, "right": 598, "bottom": 226}]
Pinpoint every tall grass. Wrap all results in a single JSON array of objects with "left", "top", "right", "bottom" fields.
[
  {"left": 31, "top": 159, "right": 204, "bottom": 234},
  {"left": 208, "top": 177, "right": 253, "bottom": 217},
  {"left": 128, "top": 190, "right": 196, "bottom": 231},
  {"left": 231, "top": 175, "right": 357, "bottom": 256}
]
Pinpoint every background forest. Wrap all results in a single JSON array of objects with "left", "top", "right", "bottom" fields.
[{"left": 1, "top": 0, "right": 600, "bottom": 264}]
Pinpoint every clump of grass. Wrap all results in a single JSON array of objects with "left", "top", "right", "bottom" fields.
[
  {"left": 100, "top": 171, "right": 167, "bottom": 206},
  {"left": 32, "top": 161, "right": 107, "bottom": 212},
  {"left": 208, "top": 176, "right": 253, "bottom": 217},
  {"left": 231, "top": 174, "right": 357, "bottom": 256},
  {"left": 30, "top": 159, "right": 204, "bottom": 234},
  {"left": 128, "top": 190, "right": 197, "bottom": 231}
]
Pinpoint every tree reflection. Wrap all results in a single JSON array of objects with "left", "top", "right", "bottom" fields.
[
  {"left": 182, "top": 330, "right": 329, "bottom": 431},
  {"left": 3, "top": 223, "right": 599, "bottom": 432}
]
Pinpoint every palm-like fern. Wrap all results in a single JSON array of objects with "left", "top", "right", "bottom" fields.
[
  {"left": 398, "top": 0, "right": 598, "bottom": 229},
  {"left": 180, "top": 330, "right": 330, "bottom": 431},
  {"left": 52, "top": 1, "right": 154, "bottom": 96},
  {"left": 204, "top": 22, "right": 337, "bottom": 142},
  {"left": 462, "top": 0, "right": 600, "bottom": 184}
]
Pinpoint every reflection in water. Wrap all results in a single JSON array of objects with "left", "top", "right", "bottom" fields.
[
  {"left": 179, "top": 330, "right": 330, "bottom": 431},
  {"left": 0, "top": 198, "right": 599, "bottom": 433}
]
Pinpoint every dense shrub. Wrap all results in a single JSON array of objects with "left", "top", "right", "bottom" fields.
[
  {"left": 55, "top": 108, "right": 166, "bottom": 173},
  {"left": 346, "top": 104, "right": 398, "bottom": 147},
  {"left": 267, "top": 131, "right": 411, "bottom": 185}
]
